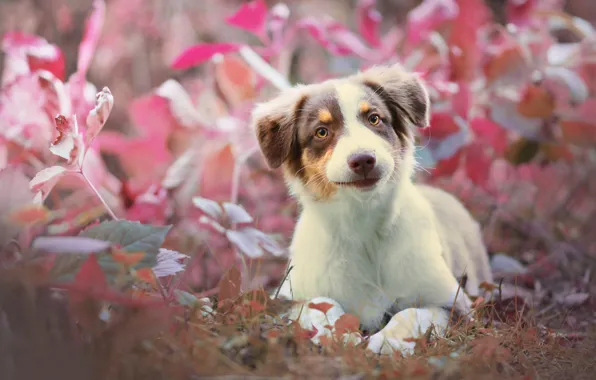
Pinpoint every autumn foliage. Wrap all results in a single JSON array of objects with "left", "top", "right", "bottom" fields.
[{"left": 1, "top": 0, "right": 596, "bottom": 378}]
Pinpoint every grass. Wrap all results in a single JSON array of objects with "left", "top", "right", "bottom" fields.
[{"left": 1, "top": 264, "right": 595, "bottom": 380}]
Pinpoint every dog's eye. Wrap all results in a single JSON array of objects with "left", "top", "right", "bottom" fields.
[
  {"left": 368, "top": 114, "right": 381, "bottom": 126},
  {"left": 315, "top": 127, "right": 329, "bottom": 139}
]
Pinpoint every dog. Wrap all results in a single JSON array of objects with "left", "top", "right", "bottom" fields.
[{"left": 251, "top": 63, "right": 494, "bottom": 354}]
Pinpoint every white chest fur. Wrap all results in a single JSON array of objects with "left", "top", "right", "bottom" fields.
[{"left": 283, "top": 180, "right": 467, "bottom": 331}]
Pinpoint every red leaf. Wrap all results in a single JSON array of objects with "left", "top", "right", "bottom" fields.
[
  {"left": 517, "top": 84, "right": 555, "bottom": 119},
  {"left": 135, "top": 267, "right": 157, "bottom": 287},
  {"left": 225, "top": 0, "right": 268, "bottom": 39},
  {"left": 77, "top": 0, "right": 105, "bottom": 74},
  {"left": 97, "top": 131, "right": 172, "bottom": 184},
  {"left": 470, "top": 117, "right": 508, "bottom": 155},
  {"left": 506, "top": 0, "right": 537, "bottom": 27},
  {"left": 357, "top": 0, "right": 382, "bottom": 48},
  {"left": 2, "top": 32, "right": 66, "bottom": 81},
  {"left": 465, "top": 144, "right": 491, "bottom": 189},
  {"left": 308, "top": 301, "right": 335, "bottom": 315},
  {"left": 170, "top": 43, "right": 241, "bottom": 70},
  {"left": 453, "top": 81, "right": 471, "bottom": 119},
  {"left": 432, "top": 149, "right": 463, "bottom": 177},
  {"left": 559, "top": 120, "right": 596, "bottom": 146},
  {"left": 27, "top": 51, "right": 66, "bottom": 82},
  {"left": 129, "top": 93, "right": 181, "bottom": 137},
  {"left": 293, "top": 321, "right": 319, "bottom": 340},
  {"left": 72, "top": 255, "right": 107, "bottom": 301},
  {"left": 215, "top": 55, "right": 257, "bottom": 107},
  {"left": 334, "top": 313, "right": 360, "bottom": 335},
  {"left": 483, "top": 45, "right": 525, "bottom": 84},
  {"left": 423, "top": 113, "right": 460, "bottom": 139},
  {"left": 218, "top": 266, "right": 242, "bottom": 305},
  {"left": 448, "top": 0, "right": 490, "bottom": 82}
]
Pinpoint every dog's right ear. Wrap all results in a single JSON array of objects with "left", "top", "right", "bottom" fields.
[{"left": 251, "top": 87, "right": 308, "bottom": 169}]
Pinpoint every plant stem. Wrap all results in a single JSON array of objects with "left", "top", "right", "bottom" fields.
[
  {"left": 78, "top": 170, "right": 119, "bottom": 220},
  {"left": 239, "top": 46, "right": 291, "bottom": 90}
]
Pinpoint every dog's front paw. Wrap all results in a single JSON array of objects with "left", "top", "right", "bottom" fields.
[
  {"left": 367, "top": 307, "right": 449, "bottom": 356},
  {"left": 285, "top": 297, "right": 363, "bottom": 346}
]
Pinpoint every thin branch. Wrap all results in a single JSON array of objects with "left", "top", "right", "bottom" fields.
[
  {"left": 239, "top": 46, "right": 291, "bottom": 90},
  {"left": 77, "top": 171, "right": 119, "bottom": 220}
]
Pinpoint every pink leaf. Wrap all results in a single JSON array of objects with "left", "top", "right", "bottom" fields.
[
  {"left": 50, "top": 114, "right": 83, "bottom": 165},
  {"left": 222, "top": 202, "right": 254, "bottom": 224},
  {"left": 406, "top": 0, "right": 459, "bottom": 46},
  {"left": 506, "top": 0, "right": 537, "bottom": 27},
  {"left": 357, "top": 0, "right": 382, "bottom": 48},
  {"left": 152, "top": 248, "right": 188, "bottom": 278},
  {"left": 200, "top": 144, "right": 234, "bottom": 201},
  {"left": 32, "top": 236, "right": 112, "bottom": 254},
  {"left": 192, "top": 197, "right": 223, "bottom": 220},
  {"left": 128, "top": 93, "right": 180, "bottom": 138},
  {"left": 470, "top": 117, "right": 508, "bottom": 155},
  {"left": 464, "top": 143, "right": 492, "bottom": 189},
  {"left": 226, "top": 229, "right": 264, "bottom": 258},
  {"left": 225, "top": 0, "right": 268, "bottom": 39},
  {"left": 297, "top": 17, "right": 371, "bottom": 57},
  {"left": 85, "top": 86, "right": 113, "bottom": 146},
  {"left": 77, "top": 0, "right": 106, "bottom": 74},
  {"left": 154, "top": 79, "right": 205, "bottom": 128},
  {"left": 29, "top": 165, "right": 68, "bottom": 195},
  {"left": 170, "top": 43, "right": 241, "bottom": 70},
  {"left": 96, "top": 132, "right": 172, "bottom": 183},
  {"left": 1, "top": 32, "right": 66, "bottom": 82}
]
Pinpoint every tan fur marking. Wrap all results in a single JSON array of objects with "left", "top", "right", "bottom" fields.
[
  {"left": 359, "top": 101, "right": 370, "bottom": 113},
  {"left": 300, "top": 149, "right": 337, "bottom": 200},
  {"left": 318, "top": 108, "right": 333, "bottom": 124}
]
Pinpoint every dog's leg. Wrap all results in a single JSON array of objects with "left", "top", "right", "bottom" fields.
[{"left": 367, "top": 307, "right": 450, "bottom": 356}]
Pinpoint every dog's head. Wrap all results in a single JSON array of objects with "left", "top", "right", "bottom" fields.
[{"left": 251, "top": 64, "right": 430, "bottom": 201}]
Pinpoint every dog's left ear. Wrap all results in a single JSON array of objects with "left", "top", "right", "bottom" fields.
[
  {"left": 250, "top": 86, "right": 308, "bottom": 169},
  {"left": 357, "top": 64, "right": 430, "bottom": 129}
]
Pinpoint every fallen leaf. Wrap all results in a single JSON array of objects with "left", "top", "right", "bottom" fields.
[
  {"left": 334, "top": 313, "right": 360, "bottom": 335},
  {"left": 308, "top": 301, "right": 335, "bottom": 315}
]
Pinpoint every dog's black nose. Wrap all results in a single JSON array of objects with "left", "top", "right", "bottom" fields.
[{"left": 347, "top": 153, "right": 376, "bottom": 176}]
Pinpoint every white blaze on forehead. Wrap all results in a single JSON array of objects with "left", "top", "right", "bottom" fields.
[{"left": 334, "top": 81, "right": 366, "bottom": 133}]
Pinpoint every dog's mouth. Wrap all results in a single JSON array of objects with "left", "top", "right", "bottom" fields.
[{"left": 333, "top": 177, "right": 381, "bottom": 190}]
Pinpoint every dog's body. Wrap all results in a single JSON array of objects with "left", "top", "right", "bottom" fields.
[{"left": 251, "top": 64, "right": 493, "bottom": 352}]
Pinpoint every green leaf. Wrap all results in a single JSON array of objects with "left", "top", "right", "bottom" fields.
[
  {"left": 50, "top": 220, "right": 172, "bottom": 282},
  {"left": 505, "top": 138, "right": 540, "bottom": 165},
  {"left": 174, "top": 289, "right": 200, "bottom": 307},
  {"left": 80, "top": 220, "right": 172, "bottom": 279}
]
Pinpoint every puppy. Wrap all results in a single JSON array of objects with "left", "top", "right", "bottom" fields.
[{"left": 251, "top": 63, "right": 493, "bottom": 353}]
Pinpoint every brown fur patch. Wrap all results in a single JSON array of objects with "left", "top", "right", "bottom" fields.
[
  {"left": 359, "top": 101, "right": 370, "bottom": 113},
  {"left": 318, "top": 108, "right": 333, "bottom": 124},
  {"left": 300, "top": 148, "right": 337, "bottom": 200}
]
